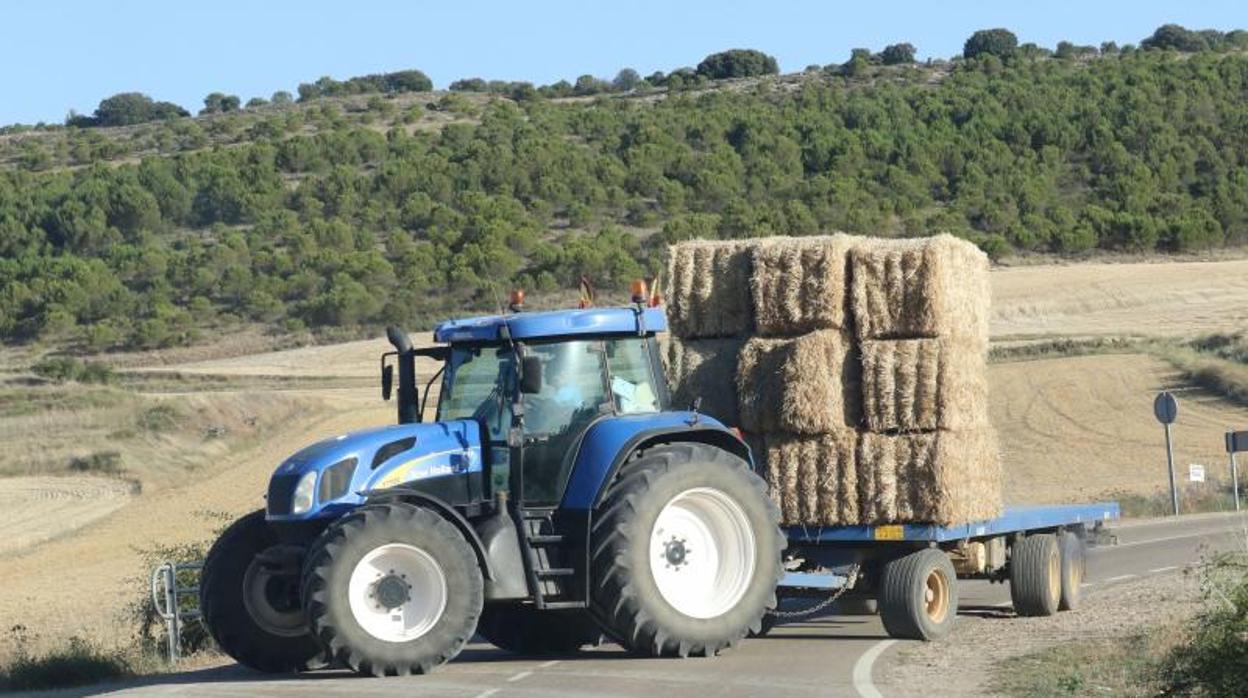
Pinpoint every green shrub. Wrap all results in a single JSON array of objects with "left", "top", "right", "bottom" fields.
[
  {"left": 1162, "top": 551, "right": 1248, "bottom": 695},
  {"left": 31, "top": 357, "right": 114, "bottom": 384},
  {"left": 68, "top": 451, "right": 122, "bottom": 475},
  {"left": 137, "top": 404, "right": 183, "bottom": 433},
  {"left": 0, "top": 627, "right": 131, "bottom": 691}
]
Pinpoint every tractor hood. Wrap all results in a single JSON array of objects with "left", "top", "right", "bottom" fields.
[{"left": 265, "top": 420, "right": 483, "bottom": 521}]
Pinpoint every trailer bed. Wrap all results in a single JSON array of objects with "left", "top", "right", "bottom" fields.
[{"left": 784, "top": 502, "right": 1120, "bottom": 545}]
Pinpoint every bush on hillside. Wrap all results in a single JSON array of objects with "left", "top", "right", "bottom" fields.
[
  {"left": 964, "top": 28, "right": 1018, "bottom": 59},
  {"left": 696, "top": 49, "right": 779, "bottom": 79},
  {"left": 67, "top": 93, "right": 188, "bottom": 128}
]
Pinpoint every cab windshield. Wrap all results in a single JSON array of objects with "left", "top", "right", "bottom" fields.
[{"left": 437, "top": 335, "right": 663, "bottom": 503}]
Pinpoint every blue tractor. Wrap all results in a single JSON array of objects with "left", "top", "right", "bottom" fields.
[{"left": 199, "top": 297, "right": 784, "bottom": 676}]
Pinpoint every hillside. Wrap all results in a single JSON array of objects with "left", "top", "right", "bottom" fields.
[{"left": 1, "top": 34, "right": 1247, "bottom": 354}]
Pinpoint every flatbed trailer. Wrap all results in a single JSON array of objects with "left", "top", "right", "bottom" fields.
[{"left": 770, "top": 502, "right": 1121, "bottom": 640}]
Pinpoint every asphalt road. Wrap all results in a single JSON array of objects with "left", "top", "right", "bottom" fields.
[{"left": 62, "top": 511, "right": 1247, "bottom": 698}]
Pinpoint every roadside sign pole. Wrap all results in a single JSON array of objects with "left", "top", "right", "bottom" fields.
[
  {"left": 1155, "top": 392, "right": 1180, "bottom": 517},
  {"left": 1231, "top": 450, "right": 1242, "bottom": 512},
  {"left": 1164, "top": 421, "right": 1179, "bottom": 516}
]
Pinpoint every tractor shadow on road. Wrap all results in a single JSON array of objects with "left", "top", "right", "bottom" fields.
[{"left": 957, "top": 604, "right": 1015, "bottom": 620}]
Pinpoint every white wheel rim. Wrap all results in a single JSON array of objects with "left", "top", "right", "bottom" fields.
[
  {"left": 649, "top": 487, "right": 757, "bottom": 619},
  {"left": 348, "top": 543, "right": 448, "bottom": 643}
]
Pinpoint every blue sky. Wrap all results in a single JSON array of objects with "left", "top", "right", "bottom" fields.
[{"left": 1, "top": 1, "right": 1244, "bottom": 125}]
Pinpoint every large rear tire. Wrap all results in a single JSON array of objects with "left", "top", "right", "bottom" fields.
[
  {"left": 1058, "top": 531, "right": 1085, "bottom": 611},
  {"left": 301, "top": 503, "right": 483, "bottom": 676},
  {"left": 878, "top": 548, "right": 958, "bottom": 641},
  {"left": 590, "top": 443, "right": 784, "bottom": 657},
  {"left": 477, "top": 604, "right": 603, "bottom": 654},
  {"left": 1010, "top": 534, "right": 1061, "bottom": 617},
  {"left": 200, "top": 510, "right": 323, "bottom": 673}
]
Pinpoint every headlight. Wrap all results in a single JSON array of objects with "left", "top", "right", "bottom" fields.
[{"left": 291, "top": 471, "right": 318, "bottom": 515}]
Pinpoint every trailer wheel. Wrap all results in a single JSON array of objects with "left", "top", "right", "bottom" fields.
[
  {"left": 200, "top": 510, "right": 324, "bottom": 673},
  {"left": 301, "top": 503, "right": 483, "bottom": 676},
  {"left": 590, "top": 443, "right": 784, "bottom": 657},
  {"left": 1058, "top": 531, "right": 1085, "bottom": 611},
  {"left": 1010, "top": 534, "right": 1061, "bottom": 617},
  {"left": 477, "top": 605, "right": 602, "bottom": 654},
  {"left": 878, "top": 548, "right": 958, "bottom": 641}
]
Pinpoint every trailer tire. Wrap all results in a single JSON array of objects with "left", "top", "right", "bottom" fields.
[
  {"left": 1058, "top": 531, "right": 1085, "bottom": 611},
  {"left": 878, "top": 548, "right": 958, "bottom": 641},
  {"left": 200, "top": 510, "right": 324, "bottom": 673},
  {"left": 477, "top": 605, "right": 602, "bottom": 654},
  {"left": 1010, "top": 534, "right": 1061, "bottom": 617},
  {"left": 302, "top": 503, "right": 483, "bottom": 676},
  {"left": 590, "top": 443, "right": 784, "bottom": 657}
]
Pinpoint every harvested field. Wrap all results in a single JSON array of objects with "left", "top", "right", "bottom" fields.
[
  {"left": 737, "top": 330, "right": 859, "bottom": 434},
  {"left": 0, "top": 477, "right": 137, "bottom": 555},
  {"left": 860, "top": 337, "right": 989, "bottom": 432},
  {"left": 749, "top": 235, "right": 853, "bottom": 336},
  {"left": 990, "top": 258, "right": 1248, "bottom": 339},
  {"left": 850, "top": 234, "right": 990, "bottom": 343},
  {"left": 857, "top": 429, "right": 1003, "bottom": 525}
]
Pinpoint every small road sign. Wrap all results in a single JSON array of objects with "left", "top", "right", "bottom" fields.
[
  {"left": 1154, "top": 392, "right": 1178, "bottom": 424},
  {"left": 1189, "top": 464, "right": 1206, "bottom": 483}
]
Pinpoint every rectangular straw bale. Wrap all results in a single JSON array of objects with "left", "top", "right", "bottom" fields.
[
  {"left": 749, "top": 234, "right": 856, "bottom": 336},
  {"left": 736, "top": 329, "right": 861, "bottom": 434},
  {"left": 667, "top": 241, "right": 753, "bottom": 339},
  {"left": 664, "top": 337, "right": 744, "bottom": 426},
  {"left": 762, "top": 431, "right": 858, "bottom": 526},
  {"left": 859, "top": 337, "right": 989, "bottom": 432},
  {"left": 857, "top": 430, "right": 1002, "bottom": 526},
  {"left": 849, "top": 234, "right": 990, "bottom": 344}
]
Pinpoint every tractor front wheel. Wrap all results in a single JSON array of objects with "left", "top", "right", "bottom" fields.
[
  {"left": 199, "top": 510, "right": 324, "bottom": 673},
  {"left": 301, "top": 503, "right": 483, "bottom": 676},
  {"left": 590, "top": 443, "right": 784, "bottom": 657}
]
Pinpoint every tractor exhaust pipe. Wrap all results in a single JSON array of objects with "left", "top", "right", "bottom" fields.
[{"left": 385, "top": 326, "right": 418, "bottom": 424}]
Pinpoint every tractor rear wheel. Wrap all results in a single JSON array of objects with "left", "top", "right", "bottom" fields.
[
  {"left": 200, "top": 510, "right": 324, "bottom": 673},
  {"left": 590, "top": 443, "right": 784, "bottom": 657},
  {"left": 301, "top": 503, "right": 483, "bottom": 676},
  {"left": 477, "top": 604, "right": 602, "bottom": 654}
]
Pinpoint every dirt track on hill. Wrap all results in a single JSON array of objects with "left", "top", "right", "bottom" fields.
[{"left": 0, "top": 476, "right": 137, "bottom": 555}]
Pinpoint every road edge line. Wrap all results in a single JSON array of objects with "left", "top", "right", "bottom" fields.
[{"left": 853, "top": 638, "right": 897, "bottom": 698}]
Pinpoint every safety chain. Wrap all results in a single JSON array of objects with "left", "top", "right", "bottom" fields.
[{"left": 767, "top": 564, "right": 861, "bottom": 619}]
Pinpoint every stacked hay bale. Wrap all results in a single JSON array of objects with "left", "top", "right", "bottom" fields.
[
  {"left": 665, "top": 233, "right": 1002, "bottom": 527},
  {"left": 849, "top": 235, "right": 1001, "bottom": 525}
]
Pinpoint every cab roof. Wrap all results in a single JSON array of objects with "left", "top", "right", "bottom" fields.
[{"left": 432, "top": 307, "right": 667, "bottom": 344}]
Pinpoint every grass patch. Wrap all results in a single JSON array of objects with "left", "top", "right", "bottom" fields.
[
  {"left": 136, "top": 403, "right": 183, "bottom": 433},
  {"left": 1162, "top": 344, "right": 1248, "bottom": 405},
  {"left": 991, "top": 624, "right": 1185, "bottom": 697},
  {"left": 0, "top": 627, "right": 132, "bottom": 691},
  {"left": 1163, "top": 550, "right": 1248, "bottom": 696},
  {"left": 1112, "top": 479, "right": 1246, "bottom": 518},
  {"left": 989, "top": 336, "right": 1144, "bottom": 363}
]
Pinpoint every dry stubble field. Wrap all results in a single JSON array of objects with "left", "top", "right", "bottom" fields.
[{"left": 1, "top": 257, "right": 1247, "bottom": 656}]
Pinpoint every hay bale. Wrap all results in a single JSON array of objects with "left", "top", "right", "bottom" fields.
[
  {"left": 860, "top": 338, "right": 988, "bottom": 432},
  {"left": 736, "top": 330, "right": 861, "bottom": 434},
  {"left": 761, "top": 431, "right": 858, "bottom": 525},
  {"left": 849, "top": 234, "right": 990, "bottom": 344},
  {"left": 857, "top": 430, "right": 1002, "bottom": 526},
  {"left": 749, "top": 235, "right": 855, "bottom": 336},
  {"left": 666, "top": 241, "right": 753, "bottom": 338},
  {"left": 664, "top": 337, "right": 744, "bottom": 425}
]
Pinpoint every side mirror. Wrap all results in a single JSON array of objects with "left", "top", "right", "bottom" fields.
[
  {"left": 520, "top": 356, "right": 543, "bottom": 394},
  {"left": 381, "top": 363, "right": 394, "bottom": 401}
]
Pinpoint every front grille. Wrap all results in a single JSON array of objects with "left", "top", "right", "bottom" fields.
[{"left": 267, "top": 473, "right": 301, "bottom": 515}]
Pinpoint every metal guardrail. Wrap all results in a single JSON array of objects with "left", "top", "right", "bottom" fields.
[{"left": 150, "top": 560, "right": 204, "bottom": 663}]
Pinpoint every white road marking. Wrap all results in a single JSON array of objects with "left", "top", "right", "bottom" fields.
[
  {"left": 538, "top": 660, "right": 561, "bottom": 669},
  {"left": 474, "top": 690, "right": 500, "bottom": 698},
  {"left": 1103, "top": 574, "right": 1136, "bottom": 583},
  {"left": 1105, "top": 530, "right": 1239, "bottom": 549},
  {"left": 507, "top": 671, "right": 534, "bottom": 682},
  {"left": 1149, "top": 565, "right": 1179, "bottom": 574},
  {"left": 852, "top": 638, "right": 897, "bottom": 698}
]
